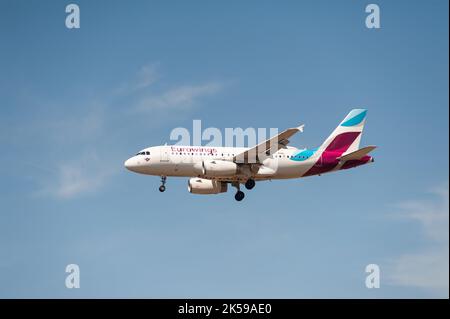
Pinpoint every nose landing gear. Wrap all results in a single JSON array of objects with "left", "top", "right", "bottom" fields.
[{"left": 159, "top": 176, "right": 167, "bottom": 192}]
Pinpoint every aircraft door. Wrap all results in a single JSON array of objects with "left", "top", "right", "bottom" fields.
[{"left": 160, "top": 147, "right": 169, "bottom": 162}]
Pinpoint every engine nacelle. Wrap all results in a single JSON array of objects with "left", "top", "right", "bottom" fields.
[
  {"left": 196, "top": 160, "right": 237, "bottom": 177},
  {"left": 188, "top": 178, "right": 228, "bottom": 194}
]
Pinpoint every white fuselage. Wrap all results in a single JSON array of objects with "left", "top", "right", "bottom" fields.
[{"left": 124, "top": 145, "right": 323, "bottom": 182}]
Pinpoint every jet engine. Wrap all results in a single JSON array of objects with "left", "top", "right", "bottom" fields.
[
  {"left": 188, "top": 178, "right": 228, "bottom": 194},
  {"left": 193, "top": 160, "right": 238, "bottom": 177}
]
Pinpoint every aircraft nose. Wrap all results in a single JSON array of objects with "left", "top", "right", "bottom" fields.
[{"left": 124, "top": 158, "right": 134, "bottom": 171}]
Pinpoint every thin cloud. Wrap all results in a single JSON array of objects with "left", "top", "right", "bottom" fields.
[
  {"left": 388, "top": 250, "right": 448, "bottom": 295},
  {"left": 116, "top": 63, "right": 160, "bottom": 95},
  {"left": 114, "top": 62, "right": 224, "bottom": 112},
  {"left": 49, "top": 106, "right": 105, "bottom": 144},
  {"left": 386, "top": 183, "right": 449, "bottom": 297},
  {"left": 136, "top": 82, "right": 223, "bottom": 112},
  {"left": 134, "top": 63, "right": 159, "bottom": 91},
  {"left": 36, "top": 153, "right": 114, "bottom": 199}
]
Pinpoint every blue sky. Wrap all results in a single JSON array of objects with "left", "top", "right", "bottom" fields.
[{"left": 0, "top": 0, "right": 448, "bottom": 298}]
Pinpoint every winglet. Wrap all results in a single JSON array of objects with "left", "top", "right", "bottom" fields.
[{"left": 297, "top": 124, "right": 305, "bottom": 132}]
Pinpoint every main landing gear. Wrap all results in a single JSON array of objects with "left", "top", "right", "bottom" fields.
[
  {"left": 235, "top": 191, "right": 245, "bottom": 201},
  {"left": 244, "top": 178, "right": 255, "bottom": 190},
  {"left": 159, "top": 176, "right": 167, "bottom": 192},
  {"left": 232, "top": 179, "right": 255, "bottom": 201},
  {"left": 231, "top": 182, "right": 245, "bottom": 201}
]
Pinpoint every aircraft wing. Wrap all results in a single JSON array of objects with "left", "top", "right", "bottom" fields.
[{"left": 233, "top": 124, "right": 304, "bottom": 164}]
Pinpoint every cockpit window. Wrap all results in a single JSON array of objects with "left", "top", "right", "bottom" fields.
[{"left": 135, "top": 151, "right": 150, "bottom": 156}]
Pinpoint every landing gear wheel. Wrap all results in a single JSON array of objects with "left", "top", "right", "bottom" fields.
[
  {"left": 245, "top": 179, "right": 255, "bottom": 190},
  {"left": 159, "top": 176, "right": 167, "bottom": 192},
  {"left": 234, "top": 191, "right": 245, "bottom": 201}
]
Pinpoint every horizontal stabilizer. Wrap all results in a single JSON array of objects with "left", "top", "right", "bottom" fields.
[{"left": 337, "top": 145, "right": 377, "bottom": 162}]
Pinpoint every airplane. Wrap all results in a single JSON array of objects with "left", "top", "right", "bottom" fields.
[{"left": 124, "top": 109, "right": 376, "bottom": 201}]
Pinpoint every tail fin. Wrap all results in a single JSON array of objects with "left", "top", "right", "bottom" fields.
[{"left": 319, "top": 109, "right": 367, "bottom": 154}]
